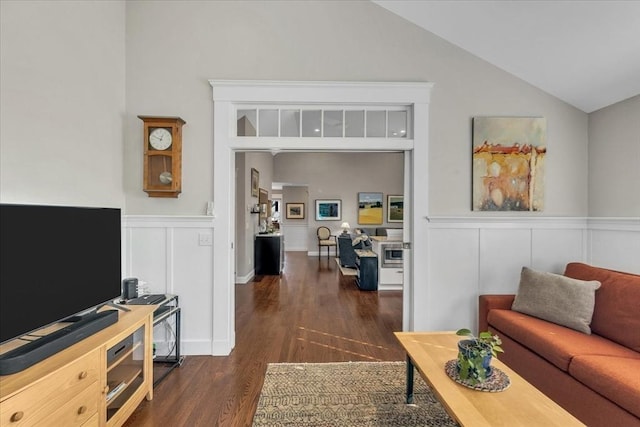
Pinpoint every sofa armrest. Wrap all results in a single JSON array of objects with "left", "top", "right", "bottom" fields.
[{"left": 478, "top": 294, "right": 515, "bottom": 333}]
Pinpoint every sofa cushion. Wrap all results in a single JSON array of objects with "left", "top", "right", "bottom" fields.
[
  {"left": 564, "top": 262, "right": 640, "bottom": 352},
  {"left": 488, "top": 309, "right": 640, "bottom": 372},
  {"left": 512, "top": 266, "right": 601, "bottom": 334},
  {"left": 569, "top": 355, "right": 640, "bottom": 419}
]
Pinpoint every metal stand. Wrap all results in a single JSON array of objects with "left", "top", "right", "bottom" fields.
[{"left": 151, "top": 294, "right": 184, "bottom": 386}]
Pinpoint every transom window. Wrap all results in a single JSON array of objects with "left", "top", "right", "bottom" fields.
[{"left": 236, "top": 106, "right": 411, "bottom": 138}]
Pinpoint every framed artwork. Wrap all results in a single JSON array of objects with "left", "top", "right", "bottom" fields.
[
  {"left": 473, "top": 117, "right": 546, "bottom": 211},
  {"left": 315, "top": 199, "right": 341, "bottom": 221},
  {"left": 387, "top": 195, "right": 404, "bottom": 223},
  {"left": 358, "top": 192, "right": 383, "bottom": 224},
  {"left": 286, "top": 203, "right": 305, "bottom": 219},
  {"left": 251, "top": 168, "right": 259, "bottom": 197},
  {"left": 259, "top": 188, "right": 269, "bottom": 219}
]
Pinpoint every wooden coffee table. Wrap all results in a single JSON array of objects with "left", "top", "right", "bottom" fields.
[{"left": 395, "top": 331, "right": 585, "bottom": 426}]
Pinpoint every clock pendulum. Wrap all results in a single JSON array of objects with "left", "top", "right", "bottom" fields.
[{"left": 159, "top": 157, "right": 172, "bottom": 185}]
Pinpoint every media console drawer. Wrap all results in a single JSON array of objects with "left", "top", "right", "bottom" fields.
[
  {"left": 0, "top": 306, "right": 155, "bottom": 427},
  {"left": 0, "top": 349, "right": 99, "bottom": 426}
]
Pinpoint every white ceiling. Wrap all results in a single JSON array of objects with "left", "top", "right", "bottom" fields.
[{"left": 374, "top": 1, "right": 640, "bottom": 113}]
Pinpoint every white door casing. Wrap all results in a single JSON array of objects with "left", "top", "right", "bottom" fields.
[{"left": 210, "top": 80, "right": 432, "bottom": 355}]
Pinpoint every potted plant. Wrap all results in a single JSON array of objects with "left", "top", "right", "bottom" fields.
[{"left": 455, "top": 328, "right": 504, "bottom": 384}]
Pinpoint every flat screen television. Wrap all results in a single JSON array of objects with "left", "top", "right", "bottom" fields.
[{"left": 0, "top": 204, "right": 122, "bottom": 345}]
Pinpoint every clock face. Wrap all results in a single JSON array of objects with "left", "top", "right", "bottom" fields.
[{"left": 149, "top": 128, "right": 173, "bottom": 150}]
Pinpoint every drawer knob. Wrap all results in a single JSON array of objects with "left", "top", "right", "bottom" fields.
[
  {"left": 77, "top": 406, "right": 87, "bottom": 415},
  {"left": 78, "top": 370, "right": 88, "bottom": 380},
  {"left": 10, "top": 411, "right": 24, "bottom": 422}
]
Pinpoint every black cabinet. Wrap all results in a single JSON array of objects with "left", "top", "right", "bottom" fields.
[
  {"left": 355, "top": 249, "right": 378, "bottom": 291},
  {"left": 255, "top": 234, "right": 284, "bottom": 275}
]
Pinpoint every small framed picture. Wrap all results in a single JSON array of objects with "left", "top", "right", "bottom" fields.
[
  {"left": 387, "top": 195, "right": 404, "bottom": 222},
  {"left": 251, "top": 168, "right": 259, "bottom": 197},
  {"left": 286, "top": 203, "right": 305, "bottom": 219},
  {"left": 315, "top": 199, "right": 341, "bottom": 221}
]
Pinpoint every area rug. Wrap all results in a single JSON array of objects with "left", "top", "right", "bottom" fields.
[
  {"left": 335, "top": 258, "right": 357, "bottom": 276},
  {"left": 252, "top": 361, "right": 457, "bottom": 426}
]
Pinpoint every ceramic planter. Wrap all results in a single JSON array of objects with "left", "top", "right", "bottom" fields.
[{"left": 456, "top": 339, "right": 493, "bottom": 383}]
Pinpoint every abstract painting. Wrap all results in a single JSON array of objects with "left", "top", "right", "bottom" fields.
[
  {"left": 358, "top": 192, "right": 383, "bottom": 224},
  {"left": 472, "top": 117, "right": 546, "bottom": 211}
]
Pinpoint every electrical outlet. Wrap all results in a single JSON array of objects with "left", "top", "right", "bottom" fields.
[{"left": 198, "top": 233, "right": 212, "bottom": 246}]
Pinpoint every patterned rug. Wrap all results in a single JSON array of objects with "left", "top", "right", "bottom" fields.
[
  {"left": 252, "top": 361, "right": 458, "bottom": 426},
  {"left": 335, "top": 258, "right": 357, "bottom": 276}
]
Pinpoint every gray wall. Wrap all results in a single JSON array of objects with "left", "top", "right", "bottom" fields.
[
  {"left": 282, "top": 185, "right": 309, "bottom": 227},
  {"left": 122, "top": 1, "right": 594, "bottom": 217},
  {"left": 3, "top": 1, "right": 636, "bottom": 219},
  {"left": 235, "top": 152, "right": 273, "bottom": 279},
  {"left": 0, "top": 1, "right": 125, "bottom": 208},
  {"left": 275, "top": 152, "right": 404, "bottom": 246},
  {"left": 588, "top": 95, "right": 640, "bottom": 217}
]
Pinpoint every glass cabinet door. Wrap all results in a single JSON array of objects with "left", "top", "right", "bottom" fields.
[{"left": 105, "top": 325, "right": 146, "bottom": 422}]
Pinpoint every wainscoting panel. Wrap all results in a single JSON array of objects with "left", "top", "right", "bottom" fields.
[
  {"left": 123, "top": 215, "right": 638, "bottom": 356},
  {"left": 421, "top": 217, "right": 637, "bottom": 333},
  {"left": 427, "top": 228, "right": 480, "bottom": 331},
  {"left": 531, "top": 228, "right": 585, "bottom": 274},
  {"left": 280, "top": 223, "right": 308, "bottom": 251},
  {"left": 124, "top": 216, "right": 215, "bottom": 355},
  {"left": 478, "top": 228, "right": 532, "bottom": 295},
  {"left": 588, "top": 219, "right": 640, "bottom": 272}
]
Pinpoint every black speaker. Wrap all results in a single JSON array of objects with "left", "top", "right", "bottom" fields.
[{"left": 122, "top": 278, "right": 138, "bottom": 300}]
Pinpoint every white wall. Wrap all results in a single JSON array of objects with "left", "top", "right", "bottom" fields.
[
  {"left": 588, "top": 95, "right": 640, "bottom": 217},
  {"left": 0, "top": 0, "right": 126, "bottom": 208}
]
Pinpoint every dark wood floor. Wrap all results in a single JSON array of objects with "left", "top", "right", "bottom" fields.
[{"left": 124, "top": 252, "right": 404, "bottom": 426}]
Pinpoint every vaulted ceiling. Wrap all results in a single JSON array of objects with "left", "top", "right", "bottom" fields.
[{"left": 374, "top": 1, "right": 640, "bottom": 113}]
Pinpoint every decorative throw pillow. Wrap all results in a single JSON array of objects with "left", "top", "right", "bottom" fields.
[{"left": 512, "top": 267, "right": 601, "bottom": 334}]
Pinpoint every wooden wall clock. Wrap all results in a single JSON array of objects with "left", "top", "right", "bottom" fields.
[{"left": 138, "top": 116, "right": 186, "bottom": 198}]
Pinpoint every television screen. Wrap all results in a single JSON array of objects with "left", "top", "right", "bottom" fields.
[{"left": 0, "top": 204, "right": 122, "bottom": 344}]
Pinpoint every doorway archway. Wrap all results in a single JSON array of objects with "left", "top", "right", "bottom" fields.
[{"left": 209, "top": 80, "right": 432, "bottom": 355}]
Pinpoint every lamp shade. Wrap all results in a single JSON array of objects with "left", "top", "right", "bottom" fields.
[{"left": 341, "top": 222, "right": 350, "bottom": 229}]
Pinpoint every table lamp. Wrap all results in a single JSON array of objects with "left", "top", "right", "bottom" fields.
[{"left": 341, "top": 222, "right": 351, "bottom": 234}]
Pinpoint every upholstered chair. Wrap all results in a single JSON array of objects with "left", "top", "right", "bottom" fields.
[{"left": 316, "top": 226, "right": 337, "bottom": 259}]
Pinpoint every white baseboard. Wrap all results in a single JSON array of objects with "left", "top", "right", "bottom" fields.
[
  {"left": 235, "top": 270, "right": 254, "bottom": 284},
  {"left": 378, "top": 284, "right": 403, "bottom": 291},
  {"left": 307, "top": 250, "right": 339, "bottom": 257},
  {"left": 181, "top": 339, "right": 213, "bottom": 356}
]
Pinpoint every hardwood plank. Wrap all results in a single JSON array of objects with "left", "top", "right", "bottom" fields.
[{"left": 124, "top": 252, "right": 404, "bottom": 426}]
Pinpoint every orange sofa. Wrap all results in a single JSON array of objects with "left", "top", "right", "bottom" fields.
[{"left": 479, "top": 263, "right": 640, "bottom": 427}]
